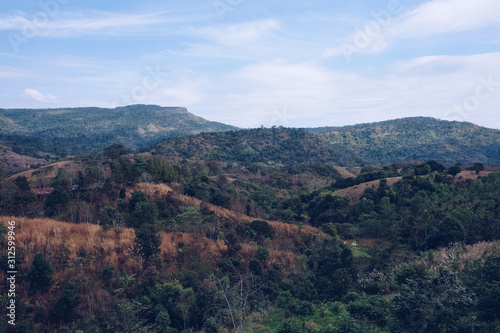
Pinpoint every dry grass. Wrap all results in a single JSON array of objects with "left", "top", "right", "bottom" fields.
[
  {"left": 9, "top": 161, "right": 74, "bottom": 180},
  {"left": 135, "top": 182, "right": 174, "bottom": 199},
  {"left": 0, "top": 145, "right": 47, "bottom": 173},
  {"left": 333, "top": 177, "right": 402, "bottom": 202},
  {"left": 333, "top": 166, "right": 362, "bottom": 178},
  {"left": 158, "top": 231, "right": 226, "bottom": 265},
  {"left": 454, "top": 170, "right": 492, "bottom": 181},
  {"left": 269, "top": 249, "right": 299, "bottom": 272},
  {"left": 132, "top": 183, "right": 327, "bottom": 240},
  {"left": 417, "top": 241, "right": 500, "bottom": 273},
  {"left": 0, "top": 216, "right": 135, "bottom": 274}
]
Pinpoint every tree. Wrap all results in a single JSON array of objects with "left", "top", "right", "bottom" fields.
[
  {"left": 14, "top": 176, "right": 30, "bottom": 192},
  {"left": 202, "top": 317, "right": 219, "bottom": 333},
  {"left": 149, "top": 281, "right": 188, "bottom": 331},
  {"left": 224, "top": 234, "right": 242, "bottom": 257},
  {"left": 129, "top": 201, "right": 158, "bottom": 228},
  {"left": 135, "top": 224, "right": 161, "bottom": 260},
  {"left": 447, "top": 165, "right": 461, "bottom": 177},
  {"left": 324, "top": 310, "right": 366, "bottom": 333},
  {"left": 248, "top": 220, "right": 274, "bottom": 241},
  {"left": 213, "top": 271, "right": 264, "bottom": 333},
  {"left": 99, "top": 206, "right": 121, "bottom": 228},
  {"left": 129, "top": 190, "right": 148, "bottom": 212},
  {"left": 179, "top": 288, "right": 196, "bottom": 330},
  {"left": 471, "top": 162, "right": 484, "bottom": 174},
  {"left": 155, "top": 311, "right": 177, "bottom": 333},
  {"left": 53, "top": 282, "right": 80, "bottom": 323},
  {"left": 425, "top": 160, "right": 445, "bottom": 173},
  {"left": 276, "top": 320, "right": 303, "bottom": 333},
  {"left": 391, "top": 268, "right": 476, "bottom": 333},
  {"left": 147, "top": 157, "right": 178, "bottom": 183},
  {"left": 28, "top": 253, "right": 53, "bottom": 292},
  {"left": 104, "top": 143, "right": 127, "bottom": 160},
  {"left": 44, "top": 189, "right": 71, "bottom": 217}
]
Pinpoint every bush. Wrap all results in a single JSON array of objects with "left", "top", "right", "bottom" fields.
[
  {"left": 202, "top": 317, "right": 219, "bottom": 333},
  {"left": 276, "top": 320, "right": 303, "bottom": 333},
  {"left": 53, "top": 282, "right": 80, "bottom": 323},
  {"left": 248, "top": 220, "right": 274, "bottom": 240},
  {"left": 28, "top": 253, "right": 53, "bottom": 292}
]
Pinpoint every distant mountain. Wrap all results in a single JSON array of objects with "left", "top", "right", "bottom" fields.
[
  {"left": 3, "top": 106, "right": 498, "bottom": 166},
  {"left": 308, "top": 117, "right": 500, "bottom": 165},
  {"left": 152, "top": 127, "right": 364, "bottom": 166},
  {"left": 0, "top": 105, "right": 237, "bottom": 157}
]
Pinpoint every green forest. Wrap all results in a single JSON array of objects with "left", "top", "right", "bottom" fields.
[
  {"left": 0, "top": 105, "right": 236, "bottom": 157},
  {"left": 1, "top": 125, "right": 499, "bottom": 333},
  {"left": 310, "top": 117, "right": 500, "bottom": 165}
]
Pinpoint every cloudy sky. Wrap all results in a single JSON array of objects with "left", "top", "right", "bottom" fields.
[{"left": 1, "top": 0, "right": 500, "bottom": 129}]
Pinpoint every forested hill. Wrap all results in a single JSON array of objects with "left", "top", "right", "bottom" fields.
[
  {"left": 0, "top": 105, "right": 236, "bottom": 157},
  {"left": 308, "top": 117, "right": 500, "bottom": 165},
  {"left": 153, "top": 127, "right": 364, "bottom": 166}
]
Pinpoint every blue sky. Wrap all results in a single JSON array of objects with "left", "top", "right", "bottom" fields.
[{"left": 1, "top": 0, "right": 500, "bottom": 129}]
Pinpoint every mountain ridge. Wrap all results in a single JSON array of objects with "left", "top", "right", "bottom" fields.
[
  {"left": 1, "top": 105, "right": 499, "bottom": 165},
  {"left": 307, "top": 117, "right": 500, "bottom": 165},
  {"left": 0, "top": 104, "right": 237, "bottom": 157}
]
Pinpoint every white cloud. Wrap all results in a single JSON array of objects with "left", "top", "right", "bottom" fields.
[
  {"left": 23, "top": 88, "right": 59, "bottom": 103},
  {"left": 324, "top": 0, "right": 500, "bottom": 58},
  {"left": 0, "top": 10, "right": 183, "bottom": 38},
  {"left": 146, "top": 77, "right": 208, "bottom": 107},
  {"left": 194, "top": 19, "right": 280, "bottom": 47},
  {"left": 392, "top": 0, "right": 500, "bottom": 39},
  {"left": 199, "top": 52, "right": 500, "bottom": 128},
  {"left": 0, "top": 66, "right": 26, "bottom": 78}
]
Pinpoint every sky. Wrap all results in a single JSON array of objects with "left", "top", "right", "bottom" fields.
[{"left": 1, "top": 0, "right": 500, "bottom": 129}]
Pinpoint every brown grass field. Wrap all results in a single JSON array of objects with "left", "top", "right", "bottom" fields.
[
  {"left": 133, "top": 182, "right": 326, "bottom": 239},
  {"left": 0, "top": 145, "right": 47, "bottom": 174},
  {"left": 0, "top": 215, "right": 302, "bottom": 277},
  {"left": 417, "top": 240, "right": 500, "bottom": 273},
  {"left": 9, "top": 160, "right": 74, "bottom": 181},
  {"left": 333, "top": 177, "right": 402, "bottom": 202}
]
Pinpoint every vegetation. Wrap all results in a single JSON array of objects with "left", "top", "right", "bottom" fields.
[
  {"left": 153, "top": 127, "right": 363, "bottom": 166},
  {"left": 0, "top": 115, "right": 499, "bottom": 332},
  {"left": 0, "top": 105, "right": 236, "bottom": 157},
  {"left": 310, "top": 117, "right": 500, "bottom": 165}
]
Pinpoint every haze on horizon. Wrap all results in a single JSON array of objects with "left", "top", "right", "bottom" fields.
[{"left": 1, "top": 0, "right": 500, "bottom": 129}]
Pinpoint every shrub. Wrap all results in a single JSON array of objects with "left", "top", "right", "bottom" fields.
[{"left": 28, "top": 253, "right": 53, "bottom": 292}]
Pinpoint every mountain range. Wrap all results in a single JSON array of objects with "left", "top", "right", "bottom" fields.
[
  {"left": 0, "top": 104, "right": 236, "bottom": 157},
  {"left": 309, "top": 117, "right": 500, "bottom": 165},
  {"left": 1, "top": 105, "right": 499, "bottom": 168}
]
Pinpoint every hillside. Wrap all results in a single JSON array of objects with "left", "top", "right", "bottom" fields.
[
  {"left": 309, "top": 117, "right": 500, "bottom": 165},
  {"left": 0, "top": 105, "right": 237, "bottom": 157},
  {"left": 0, "top": 145, "right": 47, "bottom": 175},
  {"left": 152, "top": 127, "right": 364, "bottom": 167},
  {"left": 1, "top": 141, "right": 500, "bottom": 332}
]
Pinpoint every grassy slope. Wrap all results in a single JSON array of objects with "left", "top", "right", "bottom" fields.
[{"left": 0, "top": 145, "right": 47, "bottom": 174}]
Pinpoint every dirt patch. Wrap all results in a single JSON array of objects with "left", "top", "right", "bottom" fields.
[
  {"left": 0, "top": 145, "right": 47, "bottom": 174},
  {"left": 454, "top": 170, "right": 492, "bottom": 180},
  {"left": 333, "top": 177, "right": 402, "bottom": 202},
  {"left": 10, "top": 161, "right": 74, "bottom": 181}
]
